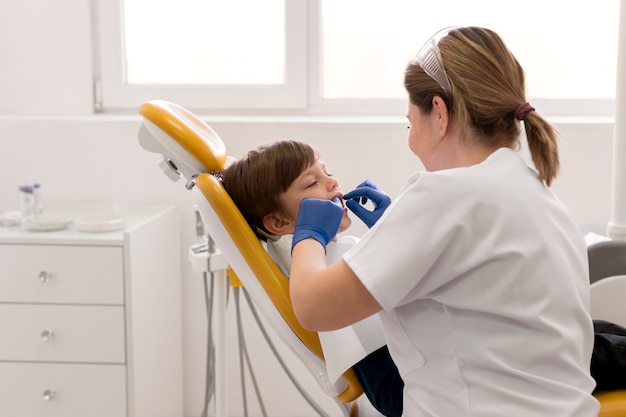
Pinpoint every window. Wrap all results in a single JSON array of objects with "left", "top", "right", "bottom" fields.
[
  {"left": 94, "top": 0, "right": 307, "bottom": 111},
  {"left": 94, "top": 0, "right": 620, "bottom": 116},
  {"left": 123, "top": 1, "right": 285, "bottom": 86}
]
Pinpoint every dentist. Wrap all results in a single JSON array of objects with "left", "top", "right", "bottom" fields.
[{"left": 289, "top": 26, "right": 599, "bottom": 416}]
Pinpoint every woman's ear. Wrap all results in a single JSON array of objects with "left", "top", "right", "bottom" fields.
[
  {"left": 263, "top": 212, "right": 294, "bottom": 235},
  {"left": 432, "top": 96, "right": 450, "bottom": 137}
]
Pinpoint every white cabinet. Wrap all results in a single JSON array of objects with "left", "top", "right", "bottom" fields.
[{"left": 0, "top": 204, "right": 183, "bottom": 417}]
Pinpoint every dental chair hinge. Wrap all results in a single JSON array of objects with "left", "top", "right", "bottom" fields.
[{"left": 185, "top": 177, "right": 198, "bottom": 190}]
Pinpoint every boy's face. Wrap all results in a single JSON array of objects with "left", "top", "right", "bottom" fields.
[{"left": 263, "top": 158, "right": 351, "bottom": 236}]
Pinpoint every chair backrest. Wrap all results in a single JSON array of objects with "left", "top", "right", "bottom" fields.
[
  {"left": 586, "top": 237, "right": 626, "bottom": 416},
  {"left": 138, "top": 100, "right": 363, "bottom": 404},
  {"left": 587, "top": 238, "right": 626, "bottom": 327}
]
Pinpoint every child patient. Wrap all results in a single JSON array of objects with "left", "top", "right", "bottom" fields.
[{"left": 222, "top": 140, "right": 403, "bottom": 417}]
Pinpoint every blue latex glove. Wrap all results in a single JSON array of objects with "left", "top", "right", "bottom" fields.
[
  {"left": 292, "top": 197, "right": 344, "bottom": 253},
  {"left": 343, "top": 180, "right": 391, "bottom": 228}
]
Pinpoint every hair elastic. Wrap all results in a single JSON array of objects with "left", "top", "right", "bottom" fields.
[{"left": 514, "top": 102, "right": 535, "bottom": 121}]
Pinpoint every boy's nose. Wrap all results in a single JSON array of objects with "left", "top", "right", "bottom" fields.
[{"left": 327, "top": 177, "right": 339, "bottom": 191}]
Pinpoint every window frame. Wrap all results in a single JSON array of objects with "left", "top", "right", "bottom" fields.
[
  {"left": 93, "top": 0, "right": 616, "bottom": 118},
  {"left": 93, "top": 0, "right": 308, "bottom": 112}
]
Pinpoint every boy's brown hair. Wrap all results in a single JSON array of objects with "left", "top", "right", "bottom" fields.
[{"left": 222, "top": 140, "right": 318, "bottom": 240}]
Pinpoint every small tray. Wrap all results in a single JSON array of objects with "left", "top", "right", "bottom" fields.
[{"left": 22, "top": 215, "right": 73, "bottom": 231}]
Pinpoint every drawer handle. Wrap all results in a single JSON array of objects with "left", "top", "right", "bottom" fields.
[
  {"left": 42, "top": 389, "right": 56, "bottom": 401},
  {"left": 41, "top": 330, "right": 54, "bottom": 342},
  {"left": 38, "top": 270, "right": 52, "bottom": 283}
]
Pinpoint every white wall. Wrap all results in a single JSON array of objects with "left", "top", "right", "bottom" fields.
[{"left": 0, "top": 1, "right": 616, "bottom": 416}]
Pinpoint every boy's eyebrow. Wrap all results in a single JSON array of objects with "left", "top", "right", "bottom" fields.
[
  {"left": 294, "top": 162, "right": 324, "bottom": 185},
  {"left": 294, "top": 165, "right": 316, "bottom": 182}
]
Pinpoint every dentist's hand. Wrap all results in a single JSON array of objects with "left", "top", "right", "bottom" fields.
[
  {"left": 292, "top": 197, "right": 344, "bottom": 253},
  {"left": 343, "top": 180, "right": 391, "bottom": 228}
]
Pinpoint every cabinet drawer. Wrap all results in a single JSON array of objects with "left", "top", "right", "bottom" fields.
[
  {"left": 0, "top": 244, "right": 124, "bottom": 304},
  {"left": 0, "top": 304, "right": 125, "bottom": 363},
  {"left": 0, "top": 362, "right": 126, "bottom": 417}
]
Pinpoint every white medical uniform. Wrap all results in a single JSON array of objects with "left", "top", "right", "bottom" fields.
[
  {"left": 267, "top": 235, "right": 387, "bottom": 385},
  {"left": 343, "top": 148, "right": 599, "bottom": 417}
]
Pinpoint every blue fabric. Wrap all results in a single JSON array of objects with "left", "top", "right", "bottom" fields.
[
  {"left": 592, "top": 319, "right": 626, "bottom": 393},
  {"left": 352, "top": 346, "right": 404, "bottom": 417}
]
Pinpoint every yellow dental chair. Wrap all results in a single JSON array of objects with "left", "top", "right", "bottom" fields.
[{"left": 137, "top": 100, "right": 371, "bottom": 417}]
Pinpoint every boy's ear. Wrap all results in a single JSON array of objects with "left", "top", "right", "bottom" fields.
[{"left": 262, "top": 212, "right": 294, "bottom": 235}]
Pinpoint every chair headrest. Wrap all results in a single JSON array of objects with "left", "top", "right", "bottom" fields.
[{"left": 139, "top": 100, "right": 228, "bottom": 179}]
